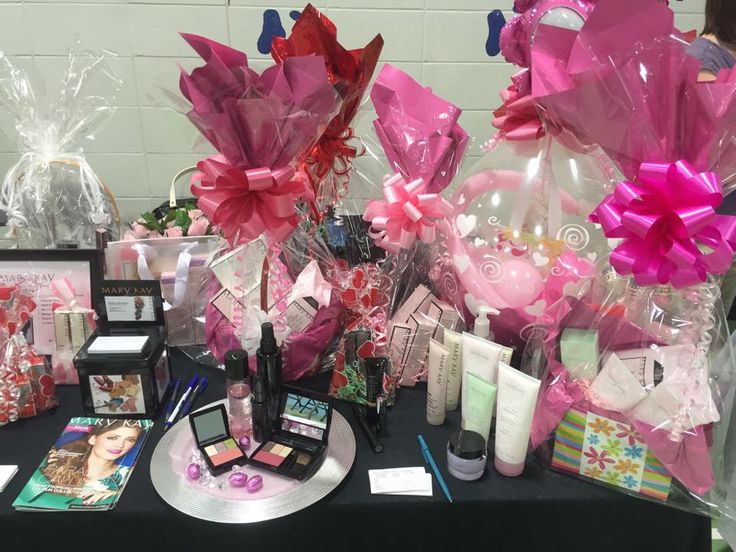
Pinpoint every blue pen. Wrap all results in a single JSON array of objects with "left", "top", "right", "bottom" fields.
[
  {"left": 179, "top": 377, "right": 208, "bottom": 420},
  {"left": 417, "top": 434, "right": 453, "bottom": 503},
  {"left": 165, "top": 376, "right": 198, "bottom": 431},
  {"left": 163, "top": 378, "right": 181, "bottom": 423}
]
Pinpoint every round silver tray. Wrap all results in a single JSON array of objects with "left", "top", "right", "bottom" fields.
[{"left": 150, "top": 400, "right": 356, "bottom": 523}]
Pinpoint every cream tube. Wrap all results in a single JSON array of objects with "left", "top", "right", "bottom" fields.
[
  {"left": 494, "top": 362, "right": 541, "bottom": 477},
  {"left": 461, "top": 332, "right": 512, "bottom": 421},
  {"left": 443, "top": 329, "right": 463, "bottom": 411},
  {"left": 463, "top": 372, "right": 497, "bottom": 445},
  {"left": 426, "top": 339, "right": 450, "bottom": 425}
]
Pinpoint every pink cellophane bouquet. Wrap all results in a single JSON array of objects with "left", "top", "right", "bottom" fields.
[
  {"left": 436, "top": 0, "right": 617, "bottom": 351},
  {"left": 523, "top": 0, "right": 736, "bottom": 520},
  {"left": 179, "top": 33, "right": 345, "bottom": 380},
  {"left": 328, "top": 64, "right": 467, "bottom": 400},
  {"left": 0, "top": 280, "right": 58, "bottom": 426}
]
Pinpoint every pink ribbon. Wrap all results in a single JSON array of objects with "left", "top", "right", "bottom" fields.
[
  {"left": 191, "top": 155, "right": 312, "bottom": 245},
  {"left": 363, "top": 173, "right": 453, "bottom": 254},
  {"left": 492, "top": 69, "right": 544, "bottom": 141},
  {"left": 589, "top": 160, "right": 736, "bottom": 288}
]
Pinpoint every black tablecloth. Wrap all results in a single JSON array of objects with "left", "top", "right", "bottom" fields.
[{"left": 0, "top": 350, "right": 711, "bottom": 551}]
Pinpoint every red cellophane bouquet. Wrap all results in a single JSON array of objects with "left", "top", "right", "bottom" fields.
[
  {"left": 0, "top": 279, "right": 58, "bottom": 426},
  {"left": 272, "top": 3, "right": 384, "bottom": 215}
]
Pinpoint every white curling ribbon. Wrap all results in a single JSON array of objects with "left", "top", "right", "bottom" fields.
[
  {"left": 0, "top": 151, "right": 110, "bottom": 239},
  {"left": 287, "top": 260, "right": 331, "bottom": 308},
  {"left": 132, "top": 242, "right": 197, "bottom": 311}
]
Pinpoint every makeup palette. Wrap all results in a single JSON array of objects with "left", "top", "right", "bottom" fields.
[
  {"left": 248, "top": 388, "right": 332, "bottom": 481},
  {"left": 189, "top": 404, "right": 247, "bottom": 476}
]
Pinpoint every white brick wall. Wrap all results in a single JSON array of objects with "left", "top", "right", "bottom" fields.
[{"left": 0, "top": 0, "right": 706, "bottom": 220}]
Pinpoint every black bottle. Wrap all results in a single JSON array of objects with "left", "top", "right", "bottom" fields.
[
  {"left": 251, "top": 366, "right": 271, "bottom": 443},
  {"left": 257, "top": 322, "right": 282, "bottom": 423}
]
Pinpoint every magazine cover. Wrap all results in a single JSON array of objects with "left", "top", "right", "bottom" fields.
[{"left": 13, "top": 417, "right": 153, "bottom": 511}]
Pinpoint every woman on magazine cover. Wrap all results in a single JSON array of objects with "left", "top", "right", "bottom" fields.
[{"left": 18, "top": 420, "right": 143, "bottom": 508}]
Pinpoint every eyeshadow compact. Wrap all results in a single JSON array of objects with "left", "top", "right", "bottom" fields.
[
  {"left": 248, "top": 388, "right": 332, "bottom": 481},
  {"left": 189, "top": 404, "right": 248, "bottom": 476}
]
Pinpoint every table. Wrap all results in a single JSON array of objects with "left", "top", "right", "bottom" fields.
[{"left": 0, "top": 350, "right": 711, "bottom": 551}]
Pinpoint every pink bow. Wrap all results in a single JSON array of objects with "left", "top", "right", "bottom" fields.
[
  {"left": 191, "top": 155, "right": 311, "bottom": 245},
  {"left": 363, "top": 173, "right": 453, "bottom": 254},
  {"left": 590, "top": 160, "right": 736, "bottom": 288},
  {"left": 492, "top": 70, "right": 544, "bottom": 141}
]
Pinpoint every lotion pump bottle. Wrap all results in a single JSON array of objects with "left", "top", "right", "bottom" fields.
[{"left": 473, "top": 306, "right": 499, "bottom": 340}]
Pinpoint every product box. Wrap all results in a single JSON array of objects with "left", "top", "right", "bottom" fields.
[
  {"left": 551, "top": 406, "right": 672, "bottom": 501},
  {"left": 73, "top": 281, "right": 170, "bottom": 419}
]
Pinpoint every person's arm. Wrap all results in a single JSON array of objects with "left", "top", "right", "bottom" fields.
[{"left": 698, "top": 69, "right": 718, "bottom": 82}]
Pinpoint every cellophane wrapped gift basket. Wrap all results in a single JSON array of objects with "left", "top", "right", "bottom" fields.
[
  {"left": 0, "top": 47, "right": 122, "bottom": 248},
  {"left": 435, "top": 0, "right": 616, "bottom": 352},
  {"left": 524, "top": 0, "right": 736, "bottom": 520},
  {"left": 327, "top": 63, "right": 467, "bottom": 405}
]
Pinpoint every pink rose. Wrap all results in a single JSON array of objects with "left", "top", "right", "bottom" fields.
[
  {"left": 165, "top": 227, "right": 183, "bottom": 238},
  {"left": 188, "top": 209, "right": 203, "bottom": 221},
  {"left": 149, "top": 231, "right": 163, "bottom": 239},
  {"left": 187, "top": 218, "right": 209, "bottom": 236},
  {"left": 132, "top": 222, "right": 151, "bottom": 239},
  {"left": 123, "top": 230, "right": 138, "bottom": 241}
]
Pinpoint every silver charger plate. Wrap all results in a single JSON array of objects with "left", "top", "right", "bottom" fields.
[{"left": 150, "top": 400, "right": 356, "bottom": 523}]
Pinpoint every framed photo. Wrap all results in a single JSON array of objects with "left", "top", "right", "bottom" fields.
[{"left": 0, "top": 249, "right": 103, "bottom": 355}]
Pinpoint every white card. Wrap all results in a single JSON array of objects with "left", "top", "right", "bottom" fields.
[
  {"left": 0, "top": 465, "right": 18, "bottom": 492},
  {"left": 369, "top": 467, "right": 430, "bottom": 495},
  {"left": 87, "top": 335, "right": 149, "bottom": 354},
  {"left": 385, "top": 474, "right": 433, "bottom": 496}
]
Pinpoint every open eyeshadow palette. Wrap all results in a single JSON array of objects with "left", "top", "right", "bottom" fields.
[
  {"left": 248, "top": 388, "right": 332, "bottom": 481},
  {"left": 190, "top": 404, "right": 247, "bottom": 475}
]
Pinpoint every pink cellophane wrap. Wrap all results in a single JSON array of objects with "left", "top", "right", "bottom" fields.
[
  {"left": 180, "top": 33, "right": 339, "bottom": 245},
  {"left": 369, "top": 64, "right": 468, "bottom": 195},
  {"left": 524, "top": 0, "right": 736, "bottom": 518}
]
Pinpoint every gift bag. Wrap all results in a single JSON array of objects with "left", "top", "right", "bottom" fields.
[
  {"left": 0, "top": 47, "right": 122, "bottom": 248},
  {"left": 105, "top": 235, "right": 221, "bottom": 346}
]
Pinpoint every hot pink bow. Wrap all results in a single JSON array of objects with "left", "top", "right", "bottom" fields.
[
  {"left": 191, "top": 155, "right": 311, "bottom": 245},
  {"left": 492, "top": 70, "right": 544, "bottom": 141},
  {"left": 590, "top": 160, "right": 736, "bottom": 288},
  {"left": 363, "top": 173, "right": 453, "bottom": 254}
]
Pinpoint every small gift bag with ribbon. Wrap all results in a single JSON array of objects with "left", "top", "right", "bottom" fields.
[
  {"left": 49, "top": 277, "right": 95, "bottom": 385},
  {"left": 0, "top": 47, "right": 122, "bottom": 248},
  {"left": 178, "top": 33, "right": 342, "bottom": 378},
  {"left": 524, "top": 0, "right": 736, "bottom": 520},
  {"left": 106, "top": 167, "right": 222, "bottom": 348},
  {"left": 0, "top": 281, "right": 58, "bottom": 426},
  {"left": 272, "top": 3, "right": 384, "bottom": 217}
]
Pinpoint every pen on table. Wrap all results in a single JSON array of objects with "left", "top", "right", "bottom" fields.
[
  {"left": 164, "top": 375, "right": 198, "bottom": 431},
  {"left": 178, "top": 377, "right": 208, "bottom": 420},
  {"left": 417, "top": 434, "right": 453, "bottom": 503},
  {"left": 162, "top": 378, "right": 181, "bottom": 424},
  {"left": 352, "top": 404, "right": 384, "bottom": 454}
]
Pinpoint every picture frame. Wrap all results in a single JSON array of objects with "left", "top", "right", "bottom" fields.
[{"left": 0, "top": 248, "right": 104, "bottom": 355}]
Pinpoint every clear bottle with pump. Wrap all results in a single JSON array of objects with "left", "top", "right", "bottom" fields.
[
  {"left": 473, "top": 306, "right": 499, "bottom": 340},
  {"left": 225, "top": 349, "right": 252, "bottom": 439}
]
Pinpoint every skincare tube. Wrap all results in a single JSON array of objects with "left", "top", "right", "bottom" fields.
[
  {"left": 463, "top": 372, "right": 497, "bottom": 445},
  {"left": 461, "top": 332, "right": 512, "bottom": 421},
  {"left": 426, "top": 339, "right": 450, "bottom": 425},
  {"left": 494, "top": 363, "right": 541, "bottom": 477},
  {"left": 443, "top": 329, "right": 462, "bottom": 411}
]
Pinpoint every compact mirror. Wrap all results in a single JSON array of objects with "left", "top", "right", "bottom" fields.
[{"left": 280, "top": 393, "right": 329, "bottom": 440}]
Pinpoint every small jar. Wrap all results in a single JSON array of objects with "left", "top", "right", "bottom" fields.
[{"left": 447, "top": 430, "right": 487, "bottom": 481}]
